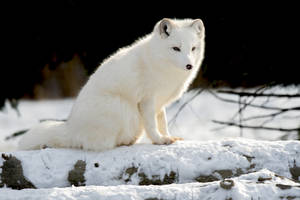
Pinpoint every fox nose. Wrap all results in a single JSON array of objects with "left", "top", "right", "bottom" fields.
[{"left": 186, "top": 64, "right": 193, "bottom": 70}]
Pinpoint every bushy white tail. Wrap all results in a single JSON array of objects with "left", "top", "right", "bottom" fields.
[{"left": 18, "top": 121, "right": 68, "bottom": 150}]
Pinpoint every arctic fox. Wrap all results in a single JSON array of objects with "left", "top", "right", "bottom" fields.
[{"left": 18, "top": 18, "right": 205, "bottom": 151}]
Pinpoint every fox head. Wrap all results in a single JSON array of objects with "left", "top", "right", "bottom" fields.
[{"left": 151, "top": 18, "right": 205, "bottom": 72}]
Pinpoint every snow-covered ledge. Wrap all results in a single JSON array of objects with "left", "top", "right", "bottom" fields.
[{"left": 0, "top": 139, "right": 300, "bottom": 191}]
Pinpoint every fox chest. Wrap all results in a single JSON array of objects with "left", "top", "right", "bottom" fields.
[{"left": 151, "top": 75, "right": 188, "bottom": 111}]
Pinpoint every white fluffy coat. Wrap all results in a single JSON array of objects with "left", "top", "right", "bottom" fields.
[{"left": 18, "top": 18, "right": 205, "bottom": 151}]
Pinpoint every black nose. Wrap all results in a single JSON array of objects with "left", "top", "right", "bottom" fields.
[{"left": 186, "top": 64, "right": 193, "bottom": 70}]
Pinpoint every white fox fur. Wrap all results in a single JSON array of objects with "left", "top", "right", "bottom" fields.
[{"left": 18, "top": 18, "right": 205, "bottom": 151}]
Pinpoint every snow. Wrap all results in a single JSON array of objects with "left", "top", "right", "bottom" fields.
[
  {"left": 0, "top": 99, "right": 73, "bottom": 151},
  {"left": 2, "top": 139, "right": 300, "bottom": 187},
  {"left": 0, "top": 87, "right": 300, "bottom": 199},
  {"left": 1, "top": 139, "right": 300, "bottom": 199},
  {"left": 168, "top": 86, "right": 300, "bottom": 141},
  {"left": 0, "top": 173, "right": 299, "bottom": 200},
  {"left": 1, "top": 86, "right": 299, "bottom": 152}
]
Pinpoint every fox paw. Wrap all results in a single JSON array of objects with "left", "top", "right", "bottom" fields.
[{"left": 153, "top": 136, "right": 183, "bottom": 145}]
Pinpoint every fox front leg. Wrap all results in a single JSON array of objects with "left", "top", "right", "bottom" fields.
[
  {"left": 157, "top": 107, "right": 183, "bottom": 141},
  {"left": 139, "top": 98, "right": 182, "bottom": 145}
]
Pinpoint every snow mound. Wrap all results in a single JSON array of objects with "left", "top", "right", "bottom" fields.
[
  {"left": 0, "top": 139, "right": 300, "bottom": 192},
  {"left": 1, "top": 169, "right": 299, "bottom": 200}
]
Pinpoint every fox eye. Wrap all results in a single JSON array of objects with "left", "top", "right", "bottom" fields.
[
  {"left": 192, "top": 47, "right": 196, "bottom": 51},
  {"left": 172, "top": 47, "right": 181, "bottom": 52}
]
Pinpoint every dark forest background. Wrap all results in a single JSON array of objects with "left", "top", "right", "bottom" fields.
[{"left": 1, "top": 1, "right": 298, "bottom": 109}]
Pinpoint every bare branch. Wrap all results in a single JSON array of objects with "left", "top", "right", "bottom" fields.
[
  {"left": 217, "top": 90, "right": 300, "bottom": 98},
  {"left": 238, "top": 95, "right": 243, "bottom": 136},
  {"left": 212, "top": 120, "right": 300, "bottom": 132},
  {"left": 259, "top": 115, "right": 279, "bottom": 127},
  {"left": 209, "top": 85, "right": 300, "bottom": 135},
  {"left": 231, "top": 85, "right": 270, "bottom": 120},
  {"left": 242, "top": 107, "right": 300, "bottom": 122},
  {"left": 242, "top": 110, "right": 284, "bottom": 122},
  {"left": 168, "top": 89, "right": 204, "bottom": 126},
  {"left": 209, "top": 90, "right": 300, "bottom": 111},
  {"left": 5, "top": 130, "right": 28, "bottom": 140}
]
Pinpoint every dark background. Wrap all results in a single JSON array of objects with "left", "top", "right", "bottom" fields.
[{"left": 1, "top": 1, "right": 298, "bottom": 108}]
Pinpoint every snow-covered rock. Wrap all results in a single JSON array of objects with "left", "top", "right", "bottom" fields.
[
  {"left": 0, "top": 170, "right": 300, "bottom": 200},
  {"left": 1, "top": 139, "right": 300, "bottom": 199}
]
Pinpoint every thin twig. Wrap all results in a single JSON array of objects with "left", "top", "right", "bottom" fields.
[
  {"left": 209, "top": 90, "right": 299, "bottom": 111},
  {"left": 231, "top": 85, "right": 270, "bottom": 120},
  {"left": 217, "top": 90, "right": 300, "bottom": 98},
  {"left": 212, "top": 120, "right": 300, "bottom": 132},
  {"left": 241, "top": 107, "right": 300, "bottom": 122},
  {"left": 238, "top": 95, "right": 243, "bottom": 137},
  {"left": 169, "top": 89, "right": 204, "bottom": 126},
  {"left": 260, "top": 116, "right": 277, "bottom": 127}
]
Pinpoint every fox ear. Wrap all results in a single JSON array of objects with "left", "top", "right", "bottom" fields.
[
  {"left": 158, "top": 18, "right": 173, "bottom": 38},
  {"left": 191, "top": 19, "right": 205, "bottom": 38}
]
